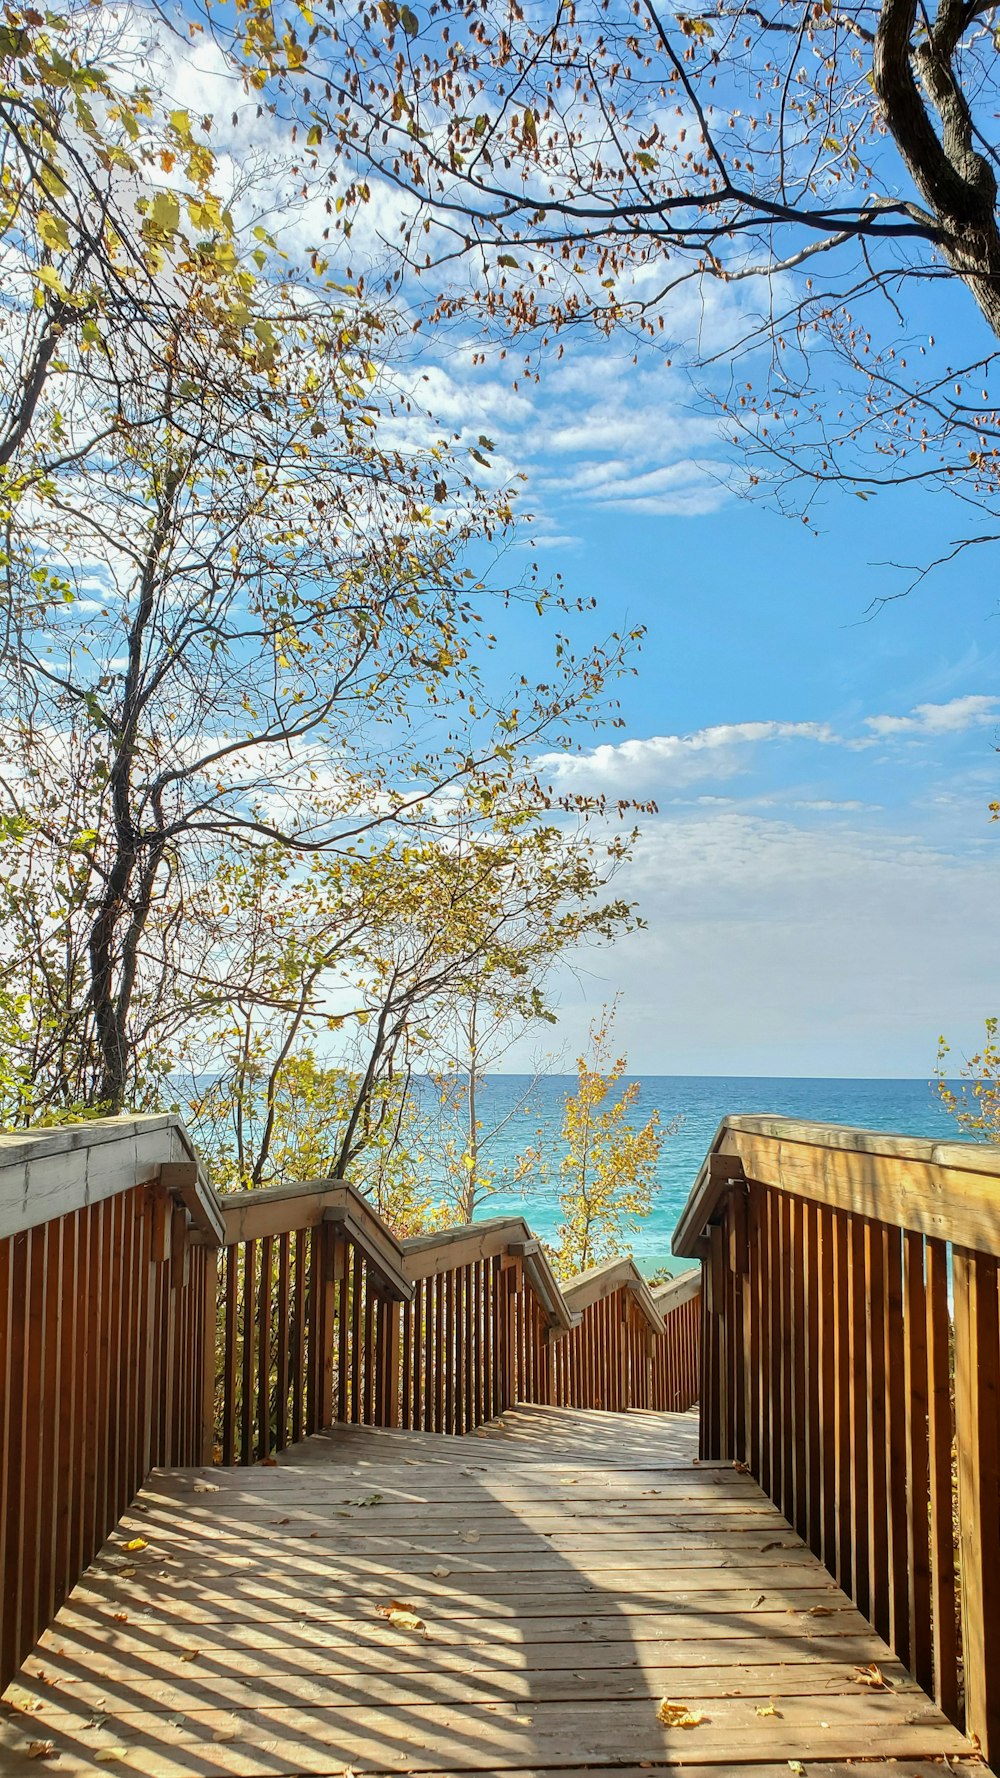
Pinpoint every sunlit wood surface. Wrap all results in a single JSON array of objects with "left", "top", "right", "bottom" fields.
[{"left": 0, "top": 1406, "right": 979, "bottom": 1776}]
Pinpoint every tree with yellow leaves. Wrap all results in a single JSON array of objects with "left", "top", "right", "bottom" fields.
[
  {"left": 936, "top": 1021, "right": 1000, "bottom": 1143},
  {"left": 551, "top": 1006, "right": 666, "bottom": 1280}
]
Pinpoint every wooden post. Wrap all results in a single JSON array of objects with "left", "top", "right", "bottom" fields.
[
  {"left": 200, "top": 1248, "right": 219, "bottom": 1465},
  {"left": 953, "top": 1247, "right": 1000, "bottom": 1765}
]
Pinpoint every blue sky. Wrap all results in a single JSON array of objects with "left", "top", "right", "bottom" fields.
[{"left": 437, "top": 338, "right": 1000, "bottom": 1078}]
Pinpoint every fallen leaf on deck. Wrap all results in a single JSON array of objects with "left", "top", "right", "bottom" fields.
[
  {"left": 375, "top": 1601, "right": 427, "bottom": 1635},
  {"left": 193, "top": 1480, "right": 219, "bottom": 1493},
  {"left": 852, "top": 1663, "right": 892, "bottom": 1690},
  {"left": 350, "top": 1494, "right": 383, "bottom": 1508},
  {"left": 111, "top": 1614, "right": 128, "bottom": 1624},
  {"left": 272, "top": 1518, "right": 290, "bottom": 1526},
  {"left": 25, "top": 1742, "right": 56, "bottom": 1759},
  {"left": 734, "top": 1460, "right": 751, "bottom": 1474},
  {"left": 180, "top": 1650, "right": 200, "bottom": 1663},
  {"left": 121, "top": 1539, "right": 147, "bottom": 1553},
  {"left": 751, "top": 1594, "right": 766, "bottom": 1608},
  {"left": 431, "top": 1567, "right": 450, "bottom": 1578},
  {"left": 807, "top": 1604, "right": 834, "bottom": 1616},
  {"left": 95, "top": 1751, "right": 127, "bottom": 1763},
  {"left": 7, "top": 1686, "right": 43, "bottom": 1712},
  {"left": 461, "top": 1530, "right": 479, "bottom": 1543},
  {"left": 788, "top": 1763, "right": 806, "bottom": 1775},
  {"left": 260, "top": 1457, "right": 278, "bottom": 1467},
  {"left": 118, "top": 1567, "right": 136, "bottom": 1580},
  {"left": 212, "top": 1726, "right": 238, "bottom": 1743},
  {"left": 755, "top": 1702, "right": 781, "bottom": 1717},
  {"left": 657, "top": 1700, "right": 706, "bottom": 1728}
]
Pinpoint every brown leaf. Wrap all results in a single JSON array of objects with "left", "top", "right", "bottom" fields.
[
  {"left": 180, "top": 1650, "right": 200, "bottom": 1663},
  {"left": 852, "top": 1662, "right": 892, "bottom": 1690},
  {"left": 25, "top": 1743, "right": 57, "bottom": 1760},
  {"left": 111, "top": 1613, "right": 128, "bottom": 1624},
  {"left": 260, "top": 1457, "right": 278, "bottom": 1467},
  {"left": 657, "top": 1699, "right": 706, "bottom": 1728}
]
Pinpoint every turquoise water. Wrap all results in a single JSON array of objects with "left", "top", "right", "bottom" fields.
[{"left": 435, "top": 1075, "right": 963, "bottom": 1276}]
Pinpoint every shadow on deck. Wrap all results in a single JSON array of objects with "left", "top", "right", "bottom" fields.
[{"left": 0, "top": 1407, "right": 980, "bottom": 1776}]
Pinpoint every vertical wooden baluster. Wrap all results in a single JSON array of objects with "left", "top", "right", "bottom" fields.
[
  {"left": 864, "top": 1219, "right": 890, "bottom": 1642},
  {"left": 222, "top": 1245, "right": 238, "bottom": 1465},
  {"left": 240, "top": 1240, "right": 256, "bottom": 1461},
  {"left": 847, "top": 1214, "right": 871, "bottom": 1623},
  {"left": 435, "top": 1273, "right": 446, "bottom": 1430},
  {"left": 413, "top": 1279, "right": 425, "bottom": 1431},
  {"left": 801, "top": 1202, "right": 821, "bottom": 1554},
  {"left": 465, "top": 1264, "right": 475, "bottom": 1430},
  {"left": 926, "top": 1237, "right": 958, "bottom": 1721},
  {"left": 831, "top": 1209, "right": 853, "bottom": 1597},
  {"left": 953, "top": 1247, "right": 1000, "bottom": 1765},
  {"left": 788, "top": 1196, "right": 807, "bottom": 1538},
  {"left": 200, "top": 1245, "right": 219, "bottom": 1466},
  {"left": 402, "top": 1296, "right": 413, "bottom": 1431},
  {"left": 275, "top": 1234, "right": 290, "bottom": 1450},
  {"left": 53, "top": 1213, "right": 78, "bottom": 1605},
  {"left": 387, "top": 1301, "right": 402, "bottom": 1429},
  {"left": 444, "top": 1269, "right": 456, "bottom": 1433},
  {"left": 350, "top": 1245, "right": 363, "bottom": 1426},
  {"left": 484, "top": 1264, "right": 495, "bottom": 1422},
  {"left": 363, "top": 1264, "right": 375, "bottom": 1425},
  {"left": 903, "top": 1230, "right": 932, "bottom": 1690},
  {"left": 257, "top": 1233, "right": 273, "bottom": 1461},
  {"left": 816, "top": 1206, "right": 836, "bottom": 1570},
  {"left": 292, "top": 1229, "right": 306, "bottom": 1444},
  {"left": 372, "top": 1293, "right": 384, "bottom": 1424},
  {"left": 756, "top": 1190, "right": 772, "bottom": 1494},
  {"left": 883, "top": 1223, "right": 910, "bottom": 1665}
]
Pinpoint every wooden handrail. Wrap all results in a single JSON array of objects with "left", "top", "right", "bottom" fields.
[{"left": 675, "top": 1114, "right": 1000, "bottom": 1766}]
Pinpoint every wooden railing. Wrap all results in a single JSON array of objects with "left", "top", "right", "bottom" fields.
[
  {"left": 0, "top": 1118, "right": 222, "bottom": 1694},
  {"left": 0, "top": 1115, "right": 700, "bottom": 1693},
  {"left": 674, "top": 1115, "right": 1000, "bottom": 1767},
  {"left": 215, "top": 1190, "right": 700, "bottom": 1455}
]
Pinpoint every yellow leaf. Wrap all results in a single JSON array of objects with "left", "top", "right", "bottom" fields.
[
  {"left": 149, "top": 191, "right": 180, "bottom": 234},
  {"left": 755, "top": 1701, "right": 781, "bottom": 1717},
  {"left": 122, "top": 1538, "right": 147, "bottom": 1552},
  {"left": 37, "top": 212, "right": 70, "bottom": 253},
  {"left": 180, "top": 1649, "right": 200, "bottom": 1663},
  {"left": 95, "top": 1753, "right": 128, "bottom": 1764},
  {"left": 657, "top": 1700, "right": 706, "bottom": 1728},
  {"left": 376, "top": 1600, "right": 427, "bottom": 1635}
]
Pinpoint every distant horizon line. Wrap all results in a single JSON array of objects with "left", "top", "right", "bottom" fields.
[{"left": 426, "top": 1071, "right": 945, "bottom": 1083}]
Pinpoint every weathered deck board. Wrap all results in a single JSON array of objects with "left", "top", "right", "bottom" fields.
[{"left": 0, "top": 1407, "right": 979, "bottom": 1775}]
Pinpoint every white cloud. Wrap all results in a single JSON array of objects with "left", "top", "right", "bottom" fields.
[
  {"left": 535, "top": 695, "right": 999, "bottom": 794},
  {"left": 865, "top": 695, "right": 1000, "bottom": 738},
  {"left": 537, "top": 717, "right": 844, "bottom": 791}
]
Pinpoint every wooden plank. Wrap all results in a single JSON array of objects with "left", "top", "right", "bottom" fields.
[{"left": 902, "top": 1229, "right": 931, "bottom": 1691}]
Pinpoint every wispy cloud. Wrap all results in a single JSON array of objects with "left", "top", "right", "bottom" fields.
[{"left": 536, "top": 695, "right": 1000, "bottom": 792}]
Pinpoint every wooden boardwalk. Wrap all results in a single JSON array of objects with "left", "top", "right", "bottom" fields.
[{"left": 0, "top": 1406, "right": 979, "bottom": 1776}]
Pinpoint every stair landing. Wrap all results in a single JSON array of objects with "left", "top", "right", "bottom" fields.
[{"left": 0, "top": 1406, "right": 979, "bottom": 1775}]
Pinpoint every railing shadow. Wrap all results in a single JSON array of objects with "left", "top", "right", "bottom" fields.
[{"left": 0, "top": 1414, "right": 942, "bottom": 1775}]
